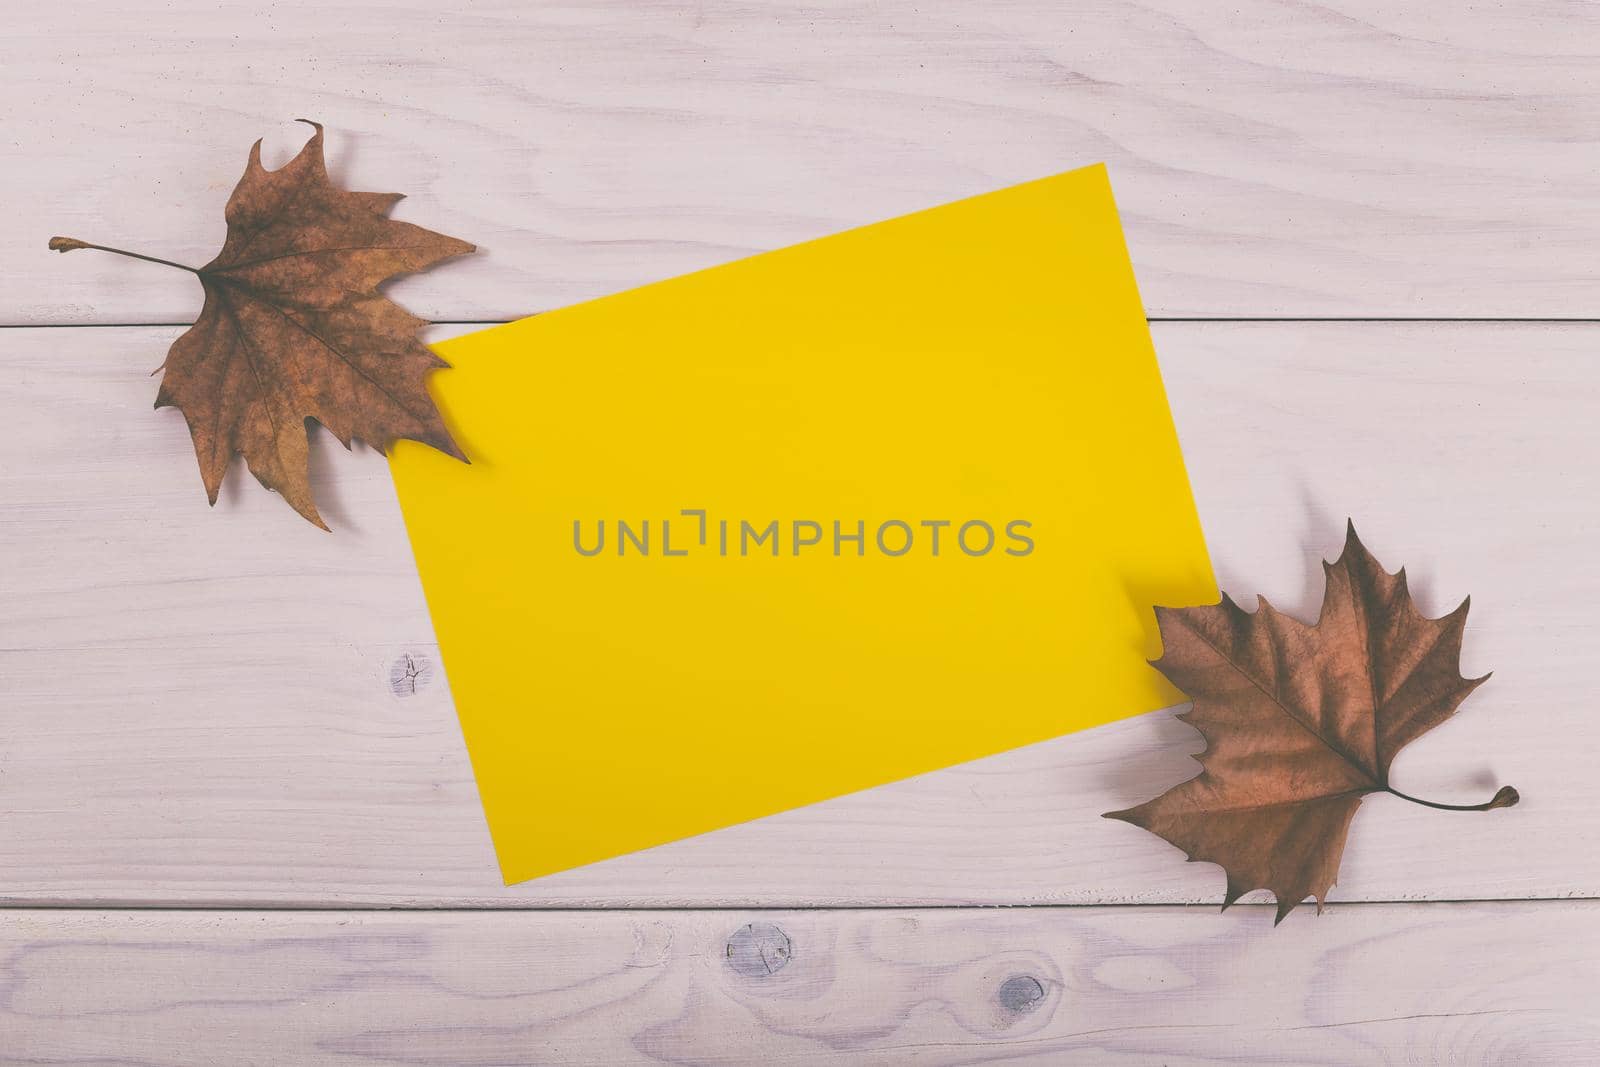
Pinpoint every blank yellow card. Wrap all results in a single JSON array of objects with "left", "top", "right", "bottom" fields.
[{"left": 390, "top": 163, "right": 1216, "bottom": 884}]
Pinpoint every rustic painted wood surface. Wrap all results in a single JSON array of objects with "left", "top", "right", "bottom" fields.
[
  {"left": 8, "top": 1, "right": 1600, "bottom": 324},
  {"left": 5, "top": 905, "right": 1599, "bottom": 1064},
  {"left": 5, "top": 0, "right": 1598, "bottom": 1061},
  {"left": 0, "top": 321, "right": 1582, "bottom": 908}
]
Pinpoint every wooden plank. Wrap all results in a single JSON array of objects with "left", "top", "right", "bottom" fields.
[
  {"left": 0, "top": 322, "right": 1588, "bottom": 906},
  {"left": 4, "top": 903, "right": 1597, "bottom": 1064},
  {"left": 9, "top": 1, "right": 1600, "bottom": 323}
]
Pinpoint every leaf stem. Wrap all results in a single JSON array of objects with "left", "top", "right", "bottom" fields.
[
  {"left": 1385, "top": 784, "right": 1519, "bottom": 812},
  {"left": 49, "top": 238, "right": 200, "bottom": 274}
]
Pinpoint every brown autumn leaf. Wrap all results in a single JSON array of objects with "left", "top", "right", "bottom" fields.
[
  {"left": 1106, "top": 522, "right": 1519, "bottom": 924},
  {"left": 50, "top": 120, "right": 474, "bottom": 529}
]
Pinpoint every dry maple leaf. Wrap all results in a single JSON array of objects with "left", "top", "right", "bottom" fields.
[
  {"left": 50, "top": 120, "right": 473, "bottom": 529},
  {"left": 1107, "top": 523, "right": 1519, "bottom": 924}
]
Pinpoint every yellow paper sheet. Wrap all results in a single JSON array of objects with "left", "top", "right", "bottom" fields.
[{"left": 390, "top": 163, "right": 1216, "bottom": 884}]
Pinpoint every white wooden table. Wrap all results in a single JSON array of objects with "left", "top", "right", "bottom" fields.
[{"left": 4, "top": 3, "right": 1599, "bottom": 1062}]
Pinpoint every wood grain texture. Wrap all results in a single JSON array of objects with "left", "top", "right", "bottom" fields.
[
  {"left": 9, "top": 0, "right": 1600, "bottom": 324},
  {"left": 4, "top": 904, "right": 1597, "bottom": 1064},
  {"left": 9, "top": 4, "right": 1593, "bottom": 1058},
  {"left": 0, "top": 321, "right": 1586, "bottom": 907}
]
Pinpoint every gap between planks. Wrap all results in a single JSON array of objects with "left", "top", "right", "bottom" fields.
[
  {"left": 6, "top": 318, "right": 1600, "bottom": 330},
  {"left": 1, "top": 898, "right": 1593, "bottom": 914}
]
